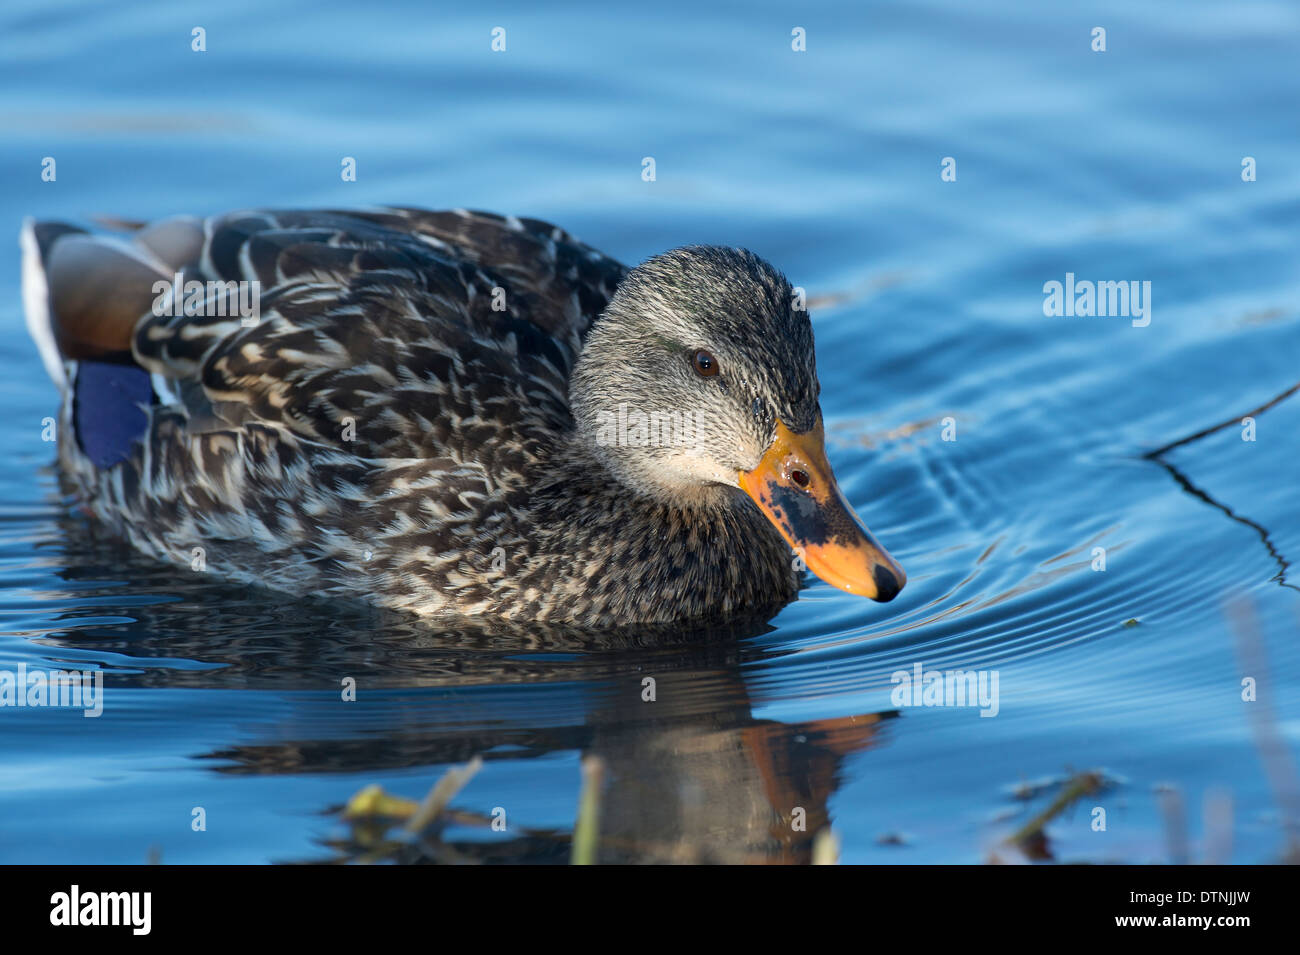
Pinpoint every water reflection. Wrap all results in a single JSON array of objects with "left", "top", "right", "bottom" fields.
[
  {"left": 587, "top": 680, "right": 891, "bottom": 864},
  {"left": 297, "top": 666, "right": 893, "bottom": 865},
  {"left": 21, "top": 513, "right": 895, "bottom": 863}
]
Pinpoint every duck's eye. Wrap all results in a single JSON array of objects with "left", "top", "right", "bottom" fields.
[{"left": 692, "top": 349, "right": 719, "bottom": 377}]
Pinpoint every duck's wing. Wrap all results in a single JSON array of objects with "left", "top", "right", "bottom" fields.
[
  {"left": 114, "top": 208, "right": 627, "bottom": 461},
  {"left": 22, "top": 208, "right": 627, "bottom": 606}
]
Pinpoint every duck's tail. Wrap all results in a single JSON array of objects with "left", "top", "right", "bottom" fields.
[
  {"left": 21, "top": 217, "right": 185, "bottom": 390},
  {"left": 20, "top": 218, "right": 191, "bottom": 469},
  {"left": 21, "top": 217, "right": 78, "bottom": 390}
]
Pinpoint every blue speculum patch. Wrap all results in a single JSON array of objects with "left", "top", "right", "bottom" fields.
[{"left": 72, "top": 360, "right": 152, "bottom": 468}]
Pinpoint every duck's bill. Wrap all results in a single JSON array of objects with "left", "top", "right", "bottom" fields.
[{"left": 738, "top": 419, "right": 906, "bottom": 601}]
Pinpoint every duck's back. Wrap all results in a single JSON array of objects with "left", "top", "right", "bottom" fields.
[{"left": 22, "top": 208, "right": 627, "bottom": 612}]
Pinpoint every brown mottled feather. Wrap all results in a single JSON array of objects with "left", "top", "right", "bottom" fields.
[{"left": 28, "top": 207, "right": 798, "bottom": 625}]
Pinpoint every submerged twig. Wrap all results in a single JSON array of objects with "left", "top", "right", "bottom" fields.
[
  {"left": 1156, "top": 785, "right": 1189, "bottom": 865},
  {"left": 812, "top": 828, "right": 840, "bottom": 865},
  {"left": 571, "top": 756, "right": 605, "bottom": 865},
  {"left": 404, "top": 756, "right": 483, "bottom": 835},
  {"left": 1226, "top": 597, "right": 1300, "bottom": 862},
  {"left": 1003, "top": 770, "right": 1108, "bottom": 859},
  {"left": 1143, "top": 379, "right": 1300, "bottom": 459},
  {"left": 1139, "top": 375, "right": 1299, "bottom": 592},
  {"left": 1202, "top": 788, "right": 1234, "bottom": 865},
  {"left": 1151, "top": 458, "right": 1298, "bottom": 592}
]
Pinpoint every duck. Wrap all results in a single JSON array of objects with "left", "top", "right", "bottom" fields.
[{"left": 20, "top": 207, "right": 905, "bottom": 626}]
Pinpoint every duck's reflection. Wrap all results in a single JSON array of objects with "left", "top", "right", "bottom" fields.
[
  {"left": 589, "top": 668, "right": 891, "bottom": 863},
  {"left": 193, "top": 627, "right": 891, "bottom": 864},
  {"left": 36, "top": 536, "right": 894, "bottom": 863}
]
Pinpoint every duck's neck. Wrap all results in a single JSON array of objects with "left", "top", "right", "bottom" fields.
[{"left": 514, "top": 437, "right": 798, "bottom": 625}]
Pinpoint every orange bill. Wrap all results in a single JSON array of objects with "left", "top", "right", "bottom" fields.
[{"left": 738, "top": 418, "right": 905, "bottom": 601}]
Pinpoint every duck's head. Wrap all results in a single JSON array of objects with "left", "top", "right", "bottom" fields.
[{"left": 571, "top": 246, "right": 905, "bottom": 602}]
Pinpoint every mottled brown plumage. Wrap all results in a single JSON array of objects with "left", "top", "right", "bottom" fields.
[{"left": 21, "top": 207, "right": 898, "bottom": 626}]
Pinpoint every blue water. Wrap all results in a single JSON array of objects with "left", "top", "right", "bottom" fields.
[{"left": 1, "top": 0, "right": 1297, "bottom": 863}]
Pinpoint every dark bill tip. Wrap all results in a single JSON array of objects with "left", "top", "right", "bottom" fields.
[{"left": 871, "top": 564, "right": 902, "bottom": 602}]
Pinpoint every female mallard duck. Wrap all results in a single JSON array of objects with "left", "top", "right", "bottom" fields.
[{"left": 21, "top": 208, "right": 904, "bottom": 626}]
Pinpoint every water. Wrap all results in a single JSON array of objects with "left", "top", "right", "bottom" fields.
[{"left": 1, "top": 0, "right": 1297, "bottom": 863}]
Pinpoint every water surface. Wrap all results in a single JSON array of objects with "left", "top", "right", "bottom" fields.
[{"left": 1, "top": 0, "right": 1297, "bottom": 863}]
